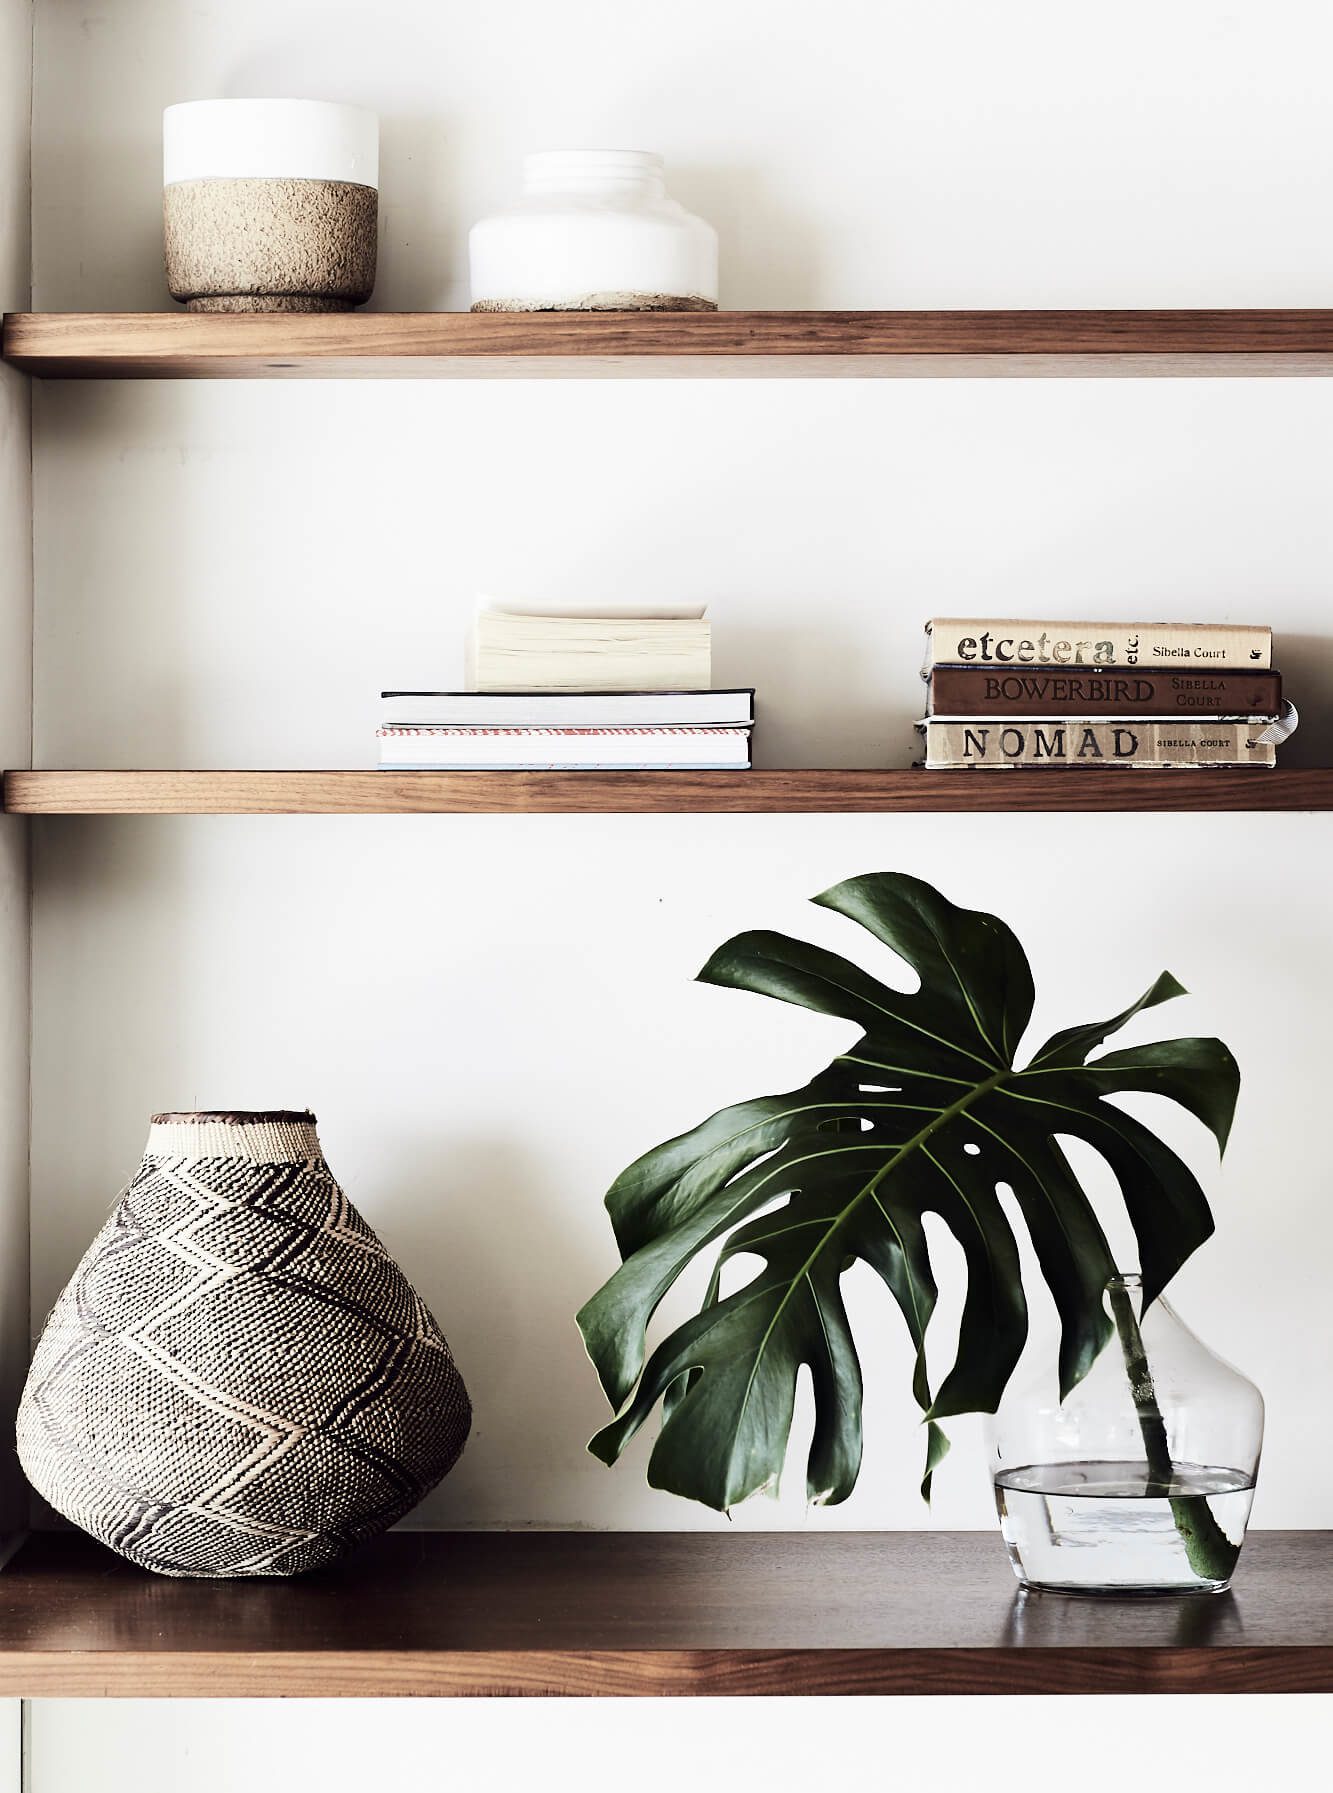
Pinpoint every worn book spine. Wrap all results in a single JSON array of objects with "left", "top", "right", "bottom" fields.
[
  {"left": 923, "top": 619, "right": 1272, "bottom": 670},
  {"left": 928, "top": 666, "right": 1283, "bottom": 716},
  {"left": 918, "top": 718, "right": 1278, "bottom": 768}
]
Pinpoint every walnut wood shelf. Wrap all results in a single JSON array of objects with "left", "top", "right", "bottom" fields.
[
  {"left": 9, "top": 310, "right": 1333, "bottom": 378},
  {"left": 0, "top": 1530, "right": 1328, "bottom": 1697},
  {"left": 4, "top": 768, "right": 1331, "bottom": 815}
]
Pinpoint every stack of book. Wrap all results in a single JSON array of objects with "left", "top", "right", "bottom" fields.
[
  {"left": 377, "top": 690, "right": 754, "bottom": 769},
  {"left": 378, "top": 602, "right": 753, "bottom": 770},
  {"left": 918, "top": 617, "right": 1296, "bottom": 769}
]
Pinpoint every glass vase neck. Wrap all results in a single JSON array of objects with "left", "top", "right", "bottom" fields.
[{"left": 1105, "top": 1276, "right": 1176, "bottom": 1333}]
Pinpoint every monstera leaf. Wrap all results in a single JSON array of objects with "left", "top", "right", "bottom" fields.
[{"left": 577, "top": 871, "right": 1238, "bottom": 1513}]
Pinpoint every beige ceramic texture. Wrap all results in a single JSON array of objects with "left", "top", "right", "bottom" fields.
[{"left": 164, "top": 176, "right": 377, "bottom": 312}]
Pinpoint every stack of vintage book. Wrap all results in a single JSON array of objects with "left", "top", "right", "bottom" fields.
[
  {"left": 918, "top": 617, "right": 1296, "bottom": 769},
  {"left": 378, "top": 603, "right": 753, "bottom": 769}
]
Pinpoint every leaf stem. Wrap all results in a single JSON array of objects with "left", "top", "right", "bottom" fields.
[{"left": 1107, "top": 1280, "right": 1239, "bottom": 1585}]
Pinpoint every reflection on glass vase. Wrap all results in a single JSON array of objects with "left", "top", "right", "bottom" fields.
[{"left": 987, "top": 1275, "right": 1263, "bottom": 1596}]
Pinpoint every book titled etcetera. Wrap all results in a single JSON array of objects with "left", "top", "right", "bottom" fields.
[{"left": 924, "top": 618, "right": 1272, "bottom": 670}]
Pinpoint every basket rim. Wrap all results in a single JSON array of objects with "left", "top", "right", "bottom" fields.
[{"left": 149, "top": 1110, "right": 317, "bottom": 1125}]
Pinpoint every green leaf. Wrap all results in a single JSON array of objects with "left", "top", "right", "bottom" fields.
[
  {"left": 579, "top": 872, "right": 1239, "bottom": 1513},
  {"left": 920, "top": 1421, "right": 951, "bottom": 1501},
  {"left": 1028, "top": 970, "right": 1187, "bottom": 1070}
]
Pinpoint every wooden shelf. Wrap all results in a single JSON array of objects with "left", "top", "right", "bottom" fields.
[
  {"left": 8, "top": 309, "right": 1333, "bottom": 379},
  {"left": 0, "top": 1530, "right": 1328, "bottom": 1697},
  {"left": 3, "top": 767, "right": 1331, "bottom": 815}
]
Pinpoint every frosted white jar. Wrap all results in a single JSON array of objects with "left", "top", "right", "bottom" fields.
[
  {"left": 469, "top": 151, "right": 718, "bottom": 312},
  {"left": 163, "top": 99, "right": 379, "bottom": 312}
]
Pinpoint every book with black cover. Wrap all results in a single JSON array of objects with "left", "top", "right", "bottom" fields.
[{"left": 381, "top": 689, "right": 754, "bottom": 727}]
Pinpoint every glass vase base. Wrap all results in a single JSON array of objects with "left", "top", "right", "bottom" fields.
[
  {"left": 995, "top": 1460, "right": 1253, "bottom": 1597},
  {"left": 1011, "top": 1570, "right": 1234, "bottom": 1598}
]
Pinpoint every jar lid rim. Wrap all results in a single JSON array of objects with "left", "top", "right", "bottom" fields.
[{"left": 523, "top": 149, "right": 665, "bottom": 169}]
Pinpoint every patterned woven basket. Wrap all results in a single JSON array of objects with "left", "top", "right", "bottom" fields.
[{"left": 17, "top": 1110, "right": 471, "bottom": 1578}]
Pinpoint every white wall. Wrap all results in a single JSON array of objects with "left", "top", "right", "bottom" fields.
[
  {"left": 0, "top": 0, "right": 29, "bottom": 1540},
  {"left": 24, "top": 1697, "right": 1333, "bottom": 1793},
  {"left": 30, "top": 0, "right": 1333, "bottom": 314},
  {"left": 24, "top": 0, "right": 1333, "bottom": 1542},
  {"left": 27, "top": 811, "right": 1333, "bottom": 1531}
]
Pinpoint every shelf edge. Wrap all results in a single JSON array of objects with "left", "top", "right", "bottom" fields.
[
  {"left": 1, "top": 1643, "right": 1329, "bottom": 1698},
  {"left": 5, "top": 768, "right": 1333, "bottom": 816}
]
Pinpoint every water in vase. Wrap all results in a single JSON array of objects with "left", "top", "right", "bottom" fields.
[{"left": 994, "top": 1460, "right": 1256, "bottom": 1594}]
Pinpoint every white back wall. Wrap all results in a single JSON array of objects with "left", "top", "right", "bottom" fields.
[
  {"left": 30, "top": 0, "right": 1333, "bottom": 314},
  {"left": 28, "top": 812, "right": 1332, "bottom": 1530},
  {"left": 25, "top": 1698, "right": 1333, "bottom": 1793},
  {"left": 26, "top": 0, "right": 1333, "bottom": 1535}
]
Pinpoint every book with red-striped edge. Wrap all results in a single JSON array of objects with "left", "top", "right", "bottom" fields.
[{"left": 377, "top": 725, "right": 752, "bottom": 770}]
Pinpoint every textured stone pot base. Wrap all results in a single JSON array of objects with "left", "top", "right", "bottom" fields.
[
  {"left": 182, "top": 294, "right": 363, "bottom": 312},
  {"left": 165, "top": 176, "right": 377, "bottom": 313},
  {"left": 471, "top": 293, "right": 718, "bottom": 312}
]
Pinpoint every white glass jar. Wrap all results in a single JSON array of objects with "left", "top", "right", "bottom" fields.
[
  {"left": 163, "top": 99, "right": 379, "bottom": 312},
  {"left": 469, "top": 150, "right": 718, "bottom": 312}
]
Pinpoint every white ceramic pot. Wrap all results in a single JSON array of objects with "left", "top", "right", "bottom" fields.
[
  {"left": 163, "top": 99, "right": 379, "bottom": 312},
  {"left": 469, "top": 150, "right": 718, "bottom": 312}
]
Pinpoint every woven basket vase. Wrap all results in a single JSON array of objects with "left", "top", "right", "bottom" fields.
[{"left": 17, "top": 1111, "right": 471, "bottom": 1578}]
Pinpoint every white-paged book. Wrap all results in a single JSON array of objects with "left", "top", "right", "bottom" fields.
[
  {"left": 467, "top": 610, "right": 711, "bottom": 692},
  {"left": 380, "top": 689, "right": 753, "bottom": 727},
  {"left": 376, "top": 725, "right": 752, "bottom": 770}
]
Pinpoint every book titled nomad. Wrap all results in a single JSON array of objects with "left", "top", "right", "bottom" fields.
[
  {"left": 919, "top": 718, "right": 1280, "bottom": 769},
  {"left": 924, "top": 618, "right": 1272, "bottom": 670}
]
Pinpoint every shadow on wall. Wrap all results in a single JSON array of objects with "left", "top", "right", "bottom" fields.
[
  {"left": 84, "top": 127, "right": 166, "bottom": 312},
  {"left": 713, "top": 619, "right": 916, "bottom": 767},
  {"left": 1276, "top": 632, "right": 1333, "bottom": 767},
  {"left": 33, "top": 383, "right": 189, "bottom": 767},
  {"left": 670, "top": 164, "right": 826, "bottom": 309},
  {"left": 376, "top": 113, "right": 463, "bottom": 311},
  {"left": 367, "top": 1129, "right": 613, "bottom": 1529}
]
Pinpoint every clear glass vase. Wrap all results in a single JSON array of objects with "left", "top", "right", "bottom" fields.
[{"left": 986, "top": 1275, "right": 1263, "bottom": 1595}]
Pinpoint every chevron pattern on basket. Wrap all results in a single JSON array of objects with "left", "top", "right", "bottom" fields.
[{"left": 17, "top": 1112, "right": 471, "bottom": 1579}]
